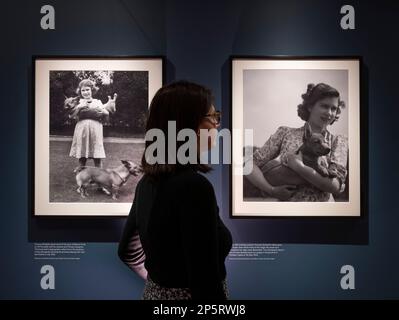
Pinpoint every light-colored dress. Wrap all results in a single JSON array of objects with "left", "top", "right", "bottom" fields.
[
  {"left": 252, "top": 125, "right": 348, "bottom": 201},
  {"left": 69, "top": 99, "right": 106, "bottom": 159}
]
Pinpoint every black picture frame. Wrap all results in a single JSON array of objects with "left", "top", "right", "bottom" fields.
[{"left": 30, "top": 55, "right": 164, "bottom": 218}]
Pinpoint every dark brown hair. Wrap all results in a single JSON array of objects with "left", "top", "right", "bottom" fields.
[
  {"left": 141, "top": 80, "right": 214, "bottom": 177},
  {"left": 297, "top": 83, "right": 346, "bottom": 125},
  {"left": 76, "top": 79, "right": 99, "bottom": 96}
]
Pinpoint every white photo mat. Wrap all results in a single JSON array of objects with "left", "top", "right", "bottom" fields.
[{"left": 232, "top": 58, "right": 361, "bottom": 217}]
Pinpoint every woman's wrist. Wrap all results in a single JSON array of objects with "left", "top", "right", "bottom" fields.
[{"left": 267, "top": 186, "right": 275, "bottom": 196}]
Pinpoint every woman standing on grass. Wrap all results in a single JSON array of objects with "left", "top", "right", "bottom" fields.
[{"left": 68, "top": 79, "right": 117, "bottom": 169}]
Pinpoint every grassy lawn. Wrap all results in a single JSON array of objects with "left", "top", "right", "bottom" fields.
[{"left": 49, "top": 140, "right": 144, "bottom": 203}]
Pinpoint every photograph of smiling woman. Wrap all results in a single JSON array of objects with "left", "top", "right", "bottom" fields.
[{"left": 243, "top": 70, "right": 349, "bottom": 202}]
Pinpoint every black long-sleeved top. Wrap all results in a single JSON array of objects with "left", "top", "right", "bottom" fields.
[{"left": 118, "top": 166, "right": 232, "bottom": 300}]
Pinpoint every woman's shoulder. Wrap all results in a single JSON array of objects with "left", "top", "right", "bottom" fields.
[
  {"left": 172, "top": 168, "right": 214, "bottom": 191},
  {"left": 332, "top": 133, "right": 348, "bottom": 141},
  {"left": 276, "top": 125, "right": 302, "bottom": 132},
  {"left": 331, "top": 133, "right": 348, "bottom": 149},
  {"left": 329, "top": 130, "right": 348, "bottom": 142},
  {"left": 164, "top": 169, "right": 214, "bottom": 202},
  {"left": 141, "top": 169, "right": 214, "bottom": 194},
  {"left": 273, "top": 125, "right": 303, "bottom": 137}
]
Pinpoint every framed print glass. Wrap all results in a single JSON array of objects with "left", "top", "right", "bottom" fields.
[
  {"left": 33, "top": 56, "right": 163, "bottom": 216},
  {"left": 231, "top": 56, "right": 362, "bottom": 217}
]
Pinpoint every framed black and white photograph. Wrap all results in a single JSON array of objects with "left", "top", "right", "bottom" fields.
[
  {"left": 33, "top": 56, "right": 163, "bottom": 216},
  {"left": 231, "top": 57, "right": 361, "bottom": 217}
]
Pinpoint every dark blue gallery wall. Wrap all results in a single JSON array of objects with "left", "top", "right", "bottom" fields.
[
  {"left": 1, "top": 0, "right": 399, "bottom": 299},
  {"left": 224, "top": 0, "right": 399, "bottom": 299},
  {"left": 1, "top": 0, "right": 167, "bottom": 300}
]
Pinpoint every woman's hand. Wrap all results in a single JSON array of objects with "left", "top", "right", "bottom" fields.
[
  {"left": 270, "top": 185, "right": 297, "bottom": 200},
  {"left": 286, "top": 151, "right": 304, "bottom": 171}
]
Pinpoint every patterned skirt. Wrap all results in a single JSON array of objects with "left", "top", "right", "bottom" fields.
[
  {"left": 142, "top": 276, "right": 229, "bottom": 300},
  {"left": 69, "top": 119, "right": 106, "bottom": 159}
]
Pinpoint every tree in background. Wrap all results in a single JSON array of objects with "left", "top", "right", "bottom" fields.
[{"left": 50, "top": 70, "right": 148, "bottom": 137}]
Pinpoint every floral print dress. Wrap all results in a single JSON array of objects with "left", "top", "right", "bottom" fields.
[{"left": 251, "top": 125, "right": 348, "bottom": 202}]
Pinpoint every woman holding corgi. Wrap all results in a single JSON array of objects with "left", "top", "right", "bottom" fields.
[
  {"left": 68, "top": 79, "right": 117, "bottom": 169},
  {"left": 245, "top": 83, "right": 348, "bottom": 202}
]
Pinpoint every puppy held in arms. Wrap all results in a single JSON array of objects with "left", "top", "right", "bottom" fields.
[
  {"left": 64, "top": 94, "right": 117, "bottom": 123},
  {"left": 74, "top": 160, "right": 140, "bottom": 200},
  {"left": 261, "top": 124, "right": 337, "bottom": 187}
]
